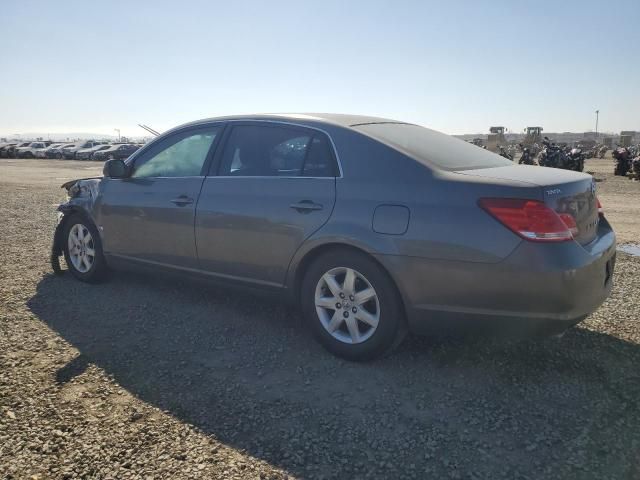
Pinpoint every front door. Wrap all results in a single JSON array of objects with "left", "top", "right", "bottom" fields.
[
  {"left": 98, "top": 125, "right": 222, "bottom": 269},
  {"left": 195, "top": 123, "right": 338, "bottom": 286}
]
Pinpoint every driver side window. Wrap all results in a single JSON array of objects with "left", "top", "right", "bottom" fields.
[{"left": 132, "top": 128, "right": 220, "bottom": 178}]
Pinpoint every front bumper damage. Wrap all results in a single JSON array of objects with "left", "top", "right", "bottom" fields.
[{"left": 50, "top": 177, "right": 102, "bottom": 275}]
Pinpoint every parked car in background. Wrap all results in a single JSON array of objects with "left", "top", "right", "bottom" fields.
[
  {"left": 52, "top": 114, "right": 616, "bottom": 360},
  {"left": 76, "top": 144, "right": 113, "bottom": 161},
  {"left": 16, "top": 141, "right": 49, "bottom": 158},
  {"left": 91, "top": 143, "right": 140, "bottom": 161},
  {"left": 62, "top": 141, "right": 102, "bottom": 159},
  {"left": 59, "top": 143, "right": 79, "bottom": 159},
  {"left": 0, "top": 143, "right": 19, "bottom": 158},
  {"left": 5, "top": 142, "right": 31, "bottom": 158},
  {"left": 46, "top": 143, "right": 73, "bottom": 159},
  {"left": 38, "top": 143, "right": 64, "bottom": 158}
]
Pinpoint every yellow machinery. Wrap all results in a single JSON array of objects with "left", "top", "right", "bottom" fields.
[{"left": 523, "top": 127, "right": 543, "bottom": 145}]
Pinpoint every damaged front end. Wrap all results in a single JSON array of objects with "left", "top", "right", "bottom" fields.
[{"left": 51, "top": 177, "right": 102, "bottom": 274}]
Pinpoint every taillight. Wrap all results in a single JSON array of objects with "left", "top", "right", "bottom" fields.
[
  {"left": 557, "top": 213, "right": 579, "bottom": 237},
  {"left": 596, "top": 197, "right": 604, "bottom": 216},
  {"left": 479, "top": 198, "right": 575, "bottom": 242}
]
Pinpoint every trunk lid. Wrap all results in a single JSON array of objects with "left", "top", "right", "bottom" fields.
[{"left": 457, "top": 165, "right": 599, "bottom": 245}]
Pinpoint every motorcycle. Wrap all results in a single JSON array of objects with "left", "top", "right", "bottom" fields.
[
  {"left": 498, "top": 145, "right": 513, "bottom": 160},
  {"left": 518, "top": 144, "right": 535, "bottom": 165},
  {"left": 538, "top": 137, "right": 567, "bottom": 169},
  {"left": 598, "top": 146, "right": 608, "bottom": 159},
  {"left": 632, "top": 156, "right": 640, "bottom": 180},
  {"left": 613, "top": 147, "right": 632, "bottom": 176},
  {"left": 566, "top": 147, "right": 585, "bottom": 172}
]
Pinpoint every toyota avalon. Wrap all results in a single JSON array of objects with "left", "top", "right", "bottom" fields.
[{"left": 51, "top": 114, "right": 616, "bottom": 360}]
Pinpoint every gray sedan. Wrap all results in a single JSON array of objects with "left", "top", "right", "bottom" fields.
[{"left": 51, "top": 114, "right": 616, "bottom": 360}]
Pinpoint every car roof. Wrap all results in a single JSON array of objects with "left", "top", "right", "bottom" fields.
[{"left": 178, "top": 113, "right": 407, "bottom": 130}]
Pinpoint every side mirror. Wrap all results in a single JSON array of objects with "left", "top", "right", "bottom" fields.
[{"left": 103, "top": 159, "right": 128, "bottom": 178}]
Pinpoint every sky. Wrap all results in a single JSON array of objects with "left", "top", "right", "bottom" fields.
[{"left": 1, "top": 0, "right": 639, "bottom": 138}]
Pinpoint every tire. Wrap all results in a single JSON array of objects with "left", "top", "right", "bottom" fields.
[
  {"left": 56, "top": 153, "right": 63, "bottom": 159},
  {"left": 62, "top": 214, "right": 107, "bottom": 283},
  {"left": 300, "top": 249, "right": 407, "bottom": 361}
]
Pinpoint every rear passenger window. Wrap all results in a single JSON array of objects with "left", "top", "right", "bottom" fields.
[
  {"left": 218, "top": 125, "right": 337, "bottom": 177},
  {"left": 303, "top": 136, "right": 337, "bottom": 177}
]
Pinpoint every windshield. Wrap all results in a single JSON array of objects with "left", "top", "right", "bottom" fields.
[{"left": 353, "top": 123, "right": 512, "bottom": 171}]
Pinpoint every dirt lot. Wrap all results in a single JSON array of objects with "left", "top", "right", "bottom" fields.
[{"left": 1, "top": 157, "right": 639, "bottom": 479}]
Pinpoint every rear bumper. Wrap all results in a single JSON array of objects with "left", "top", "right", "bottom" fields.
[{"left": 377, "top": 221, "right": 616, "bottom": 335}]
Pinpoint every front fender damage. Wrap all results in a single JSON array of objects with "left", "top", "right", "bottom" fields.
[{"left": 51, "top": 178, "right": 102, "bottom": 274}]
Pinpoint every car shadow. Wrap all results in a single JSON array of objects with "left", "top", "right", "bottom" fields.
[{"left": 28, "top": 270, "right": 640, "bottom": 479}]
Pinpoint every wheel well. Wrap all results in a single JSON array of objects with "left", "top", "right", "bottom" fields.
[
  {"left": 292, "top": 243, "right": 407, "bottom": 315},
  {"left": 54, "top": 208, "right": 95, "bottom": 246}
]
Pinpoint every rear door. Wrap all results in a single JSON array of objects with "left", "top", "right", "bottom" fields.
[
  {"left": 195, "top": 122, "right": 338, "bottom": 286},
  {"left": 98, "top": 125, "right": 222, "bottom": 269}
]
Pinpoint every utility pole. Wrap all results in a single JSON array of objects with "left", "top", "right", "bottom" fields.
[
  {"left": 114, "top": 128, "right": 121, "bottom": 142},
  {"left": 595, "top": 110, "right": 599, "bottom": 139}
]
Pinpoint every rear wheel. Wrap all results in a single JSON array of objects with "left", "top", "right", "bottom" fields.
[
  {"left": 62, "top": 214, "right": 107, "bottom": 283},
  {"left": 301, "top": 249, "right": 407, "bottom": 361}
]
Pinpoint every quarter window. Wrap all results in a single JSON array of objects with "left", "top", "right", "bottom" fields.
[
  {"left": 132, "top": 128, "right": 220, "bottom": 178},
  {"left": 218, "top": 125, "right": 337, "bottom": 177}
]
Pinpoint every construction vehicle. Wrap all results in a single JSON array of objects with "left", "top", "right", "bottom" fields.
[
  {"left": 523, "top": 127, "right": 543, "bottom": 145},
  {"left": 620, "top": 131, "right": 636, "bottom": 148},
  {"left": 486, "top": 126, "right": 507, "bottom": 152}
]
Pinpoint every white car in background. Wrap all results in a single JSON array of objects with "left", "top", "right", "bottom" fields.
[
  {"left": 36, "top": 143, "right": 64, "bottom": 158},
  {"left": 15, "top": 142, "right": 48, "bottom": 158}
]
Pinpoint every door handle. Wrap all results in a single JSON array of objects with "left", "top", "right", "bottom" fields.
[
  {"left": 290, "top": 200, "right": 323, "bottom": 213},
  {"left": 171, "top": 195, "right": 194, "bottom": 206}
]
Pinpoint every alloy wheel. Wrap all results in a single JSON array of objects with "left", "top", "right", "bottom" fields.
[
  {"left": 314, "top": 267, "right": 380, "bottom": 344},
  {"left": 67, "top": 223, "right": 96, "bottom": 273}
]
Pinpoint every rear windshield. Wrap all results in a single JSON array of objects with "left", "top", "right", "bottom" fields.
[{"left": 353, "top": 123, "right": 512, "bottom": 171}]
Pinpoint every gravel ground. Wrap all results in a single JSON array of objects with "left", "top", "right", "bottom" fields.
[{"left": 1, "top": 157, "right": 639, "bottom": 479}]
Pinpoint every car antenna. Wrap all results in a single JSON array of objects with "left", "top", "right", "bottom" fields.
[{"left": 138, "top": 124, "right": 161, "bottom": 136}]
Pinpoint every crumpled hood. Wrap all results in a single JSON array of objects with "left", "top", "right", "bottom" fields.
[
  {"left": 61, "top": 177, "right": 102, "bottom": 198},
  {"left": 59, "top": 178, "right": 103, "bottom": 213}
]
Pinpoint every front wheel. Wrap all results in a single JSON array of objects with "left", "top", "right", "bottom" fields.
[
  {"left": 301, "top": 250, "right": 407, "bottom": 361},
  {"left": 62, "top": 215, "right": 107, "bottom": 283}
]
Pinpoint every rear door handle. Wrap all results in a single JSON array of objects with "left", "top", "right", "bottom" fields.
[
  {"left": 290, "top": 200, "right": 323, "bottom": 213},
  {"left": 171, "top": 195, "right": 194, "bottom": 206}
]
